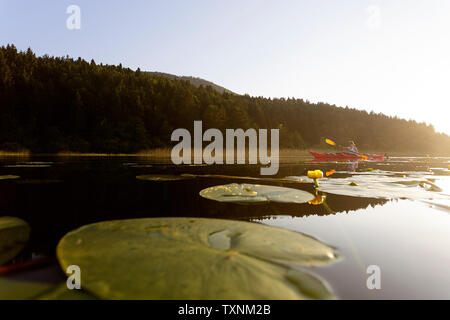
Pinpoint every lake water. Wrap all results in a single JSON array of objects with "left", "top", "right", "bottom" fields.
[{"left": 1, "top": 155, "right": 449, "bottom": 299}]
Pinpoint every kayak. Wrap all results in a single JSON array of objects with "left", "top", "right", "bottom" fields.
[{"left": 309, "top": 151, "right": 385, "bottom": 161}]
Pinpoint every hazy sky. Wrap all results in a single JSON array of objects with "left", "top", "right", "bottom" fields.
[{"left": 1, "top": 0, "right": 449, "bottom": 134}]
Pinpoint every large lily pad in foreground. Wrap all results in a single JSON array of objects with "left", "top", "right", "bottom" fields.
[
  {"left": 57, "top": 218, "right": 338, "bottom": 299},
  {"left": 199, "top": 183, "right": 315, "bottom": 204},
  {"left": 0, "top": 217, "right": 30, "bottom": 265},
  {"left": 0, "top": 279, "right": 96, "bottom": 300},
  {"left": 0, "top": 278, "right": 53, "bottom": 299}
]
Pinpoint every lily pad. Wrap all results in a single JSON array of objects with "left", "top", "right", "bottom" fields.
[
  {"left": 136, "top": 174, "right": 192, "bottom": 181},
  {"left": 422, "top": 200, "right": 450, "bottom": 212},
  {"left": 0, "top": 217, "right": 30, "bottom": 265},
  {"left": 0, "top": 279, "right": 96, "bottom": 300},
  {"left": 199, "top": 183, "right": 315, "bottom": 204},
  {"left": 4, "top": 164, "right": 51, "bottom": 168},
  {"left": 37, "top": 283, "right": 97, "bottom": 300},
  {"left": 0, "top": 278, "right": 53, "bottom": 299},
  {"left": 312, "top": 174, "right": 449, "bottom": 201},
  {"left": 191, "top": 174, "right": 308, "bottom": 184},
  {"left": 129, "top": 164, "right": 154, "bottom": 168},
  {"left": 334, "top": 170, "right": 433, "bottom": 177},
  {"left": 57, "top": 218, "right": 338, "bottom": 299},
  {"left": 0, "top": 175, "right": 20, "bottom": 180}
]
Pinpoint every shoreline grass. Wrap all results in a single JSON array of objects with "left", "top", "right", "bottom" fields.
[
  {"left": 0, "top": 150, "right": 31, "bottom": 157},
  {"left": 1, "top": 148, "right": 448, "bottom": 158}
]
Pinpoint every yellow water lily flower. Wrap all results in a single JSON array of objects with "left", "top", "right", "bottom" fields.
[
  {"left": 307, "top": 170, "right": 324, "bottom": 187},
  {"left": 307, "top": 170, "right": 324, "bottom": 179}
]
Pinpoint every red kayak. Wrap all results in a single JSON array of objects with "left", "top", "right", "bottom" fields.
[{"left": 309, "top": 151, "right": 385, "bottom": 161}]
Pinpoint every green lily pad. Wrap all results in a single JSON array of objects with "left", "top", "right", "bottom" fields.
[
  {"left": 313, "top": 174, "right": 449, "bottom": 201},
  {"left": 0, "top": 217, "right": 30, "bottom": 265},
  {"left": 4, "top": 164, "right": 51, "bottom": 168},
  {"left": 334, "top": 170, "right": 432, "bottom": 177},
  {"left": 0, "top": 278, "right": 53, "bottom": 299},
  {"left": 199, "top": 183, "right": 315, "bottom": 204},
  {"left": 128, "top": 164, "right": 154, "bottom": 168},
  {"left": 0, "top": 175, "right": 20, "bottom": 180},
  {"left": 191, "top": 174, "right": 308, "bottom": 184},
  {"left": 37, "top": 283, "right": 97, "bottom": 300},
  {"left": 136, "top": 174, "right": 192, "bottom": 181},
  {"left": 422, "top": 200, "right": 450, "bottom": 212},
  {"left": 57, "top": 218, "right": 338, "bottom": 299},
  {"left": 0, "top": 279, "right": 96, "bottom": 300},
  {"left": 391, "top": 180, "right": 442, "bottom": 192}
]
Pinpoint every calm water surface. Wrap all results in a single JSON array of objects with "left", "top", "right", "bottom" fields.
[{"left": 1, "top": 155, "right": 449, "bottom": 299}]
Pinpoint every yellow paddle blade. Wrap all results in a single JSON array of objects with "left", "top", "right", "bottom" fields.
[
  {"left": 325, "top": 170, "right": 336, "bottom": 177},
  {"left": 325, "top": 138, "right": 336, "bottom": 146},
  {"left": 360, "top": 154, "right": 369, "bottom": 160}
]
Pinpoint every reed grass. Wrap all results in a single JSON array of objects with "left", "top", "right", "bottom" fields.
[
  {"left": 0, "top": 150, "right": 31, "bottom": 157},
  {"left": 15, "top": 148, "right": 444, "bottom": 159}
]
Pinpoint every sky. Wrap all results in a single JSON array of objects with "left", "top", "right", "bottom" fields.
[{"left": 1, "top": 0, "right": 449, "bottom": 134}]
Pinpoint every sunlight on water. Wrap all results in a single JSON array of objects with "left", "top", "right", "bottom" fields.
[
  {"left": 256, "top": 200, "right": 450, "bottom": 299},
  {"left": 0, "top": 155, "right": 449, "bottom": 299}
]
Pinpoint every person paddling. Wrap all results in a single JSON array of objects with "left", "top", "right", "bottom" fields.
[
  {"left": 345, "top": 140, "right": 359, "bottom": 154},
  {"left": 324, "top": 138, "right": 369, "bottom": 160}
]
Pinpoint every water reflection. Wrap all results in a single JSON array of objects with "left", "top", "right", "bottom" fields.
[
  {"left": 0, "top": 157, "right": 391, "bottom": 259},
  {"left": 256, "top": 200, "right": 450, "bottom": 299},
  {"left": 1, "top": 155, "right": 449, "bottom": 299}
]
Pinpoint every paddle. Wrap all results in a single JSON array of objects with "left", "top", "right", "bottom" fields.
[
  {"left": 325, "top": 138, "right": 337, "bottom": 146},
  {"left": 325, "top": 138, "right": 368, "bottom": 160}
]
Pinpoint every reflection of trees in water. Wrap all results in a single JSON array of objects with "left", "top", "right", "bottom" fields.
[
  {"left": 199, "top": 193, "right": 388, "bottom": 220},
  {"left": 1, "top": 171, "right": 388, "bottom": 260},
  {"left": 310, "top": 193, "right": 387, "bottom": 215}
]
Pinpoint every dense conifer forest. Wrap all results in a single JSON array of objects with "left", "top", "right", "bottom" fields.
[{"left": 1, "top": 45, "right": 449, "bottom": 154}]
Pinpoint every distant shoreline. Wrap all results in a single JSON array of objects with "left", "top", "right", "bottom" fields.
[{"left": 1, "top": 149, "right": 449, "bottom": 158}]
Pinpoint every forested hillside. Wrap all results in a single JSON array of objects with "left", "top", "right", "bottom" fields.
[
  {"left": 146, "top": 72, "right": 233, "bottom": 94},
  {"left": 1, "top": 45, "right": 449, "bottom": 154}
]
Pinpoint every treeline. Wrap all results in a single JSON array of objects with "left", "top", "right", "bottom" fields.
[{"left": 1, "top": 45, "right": 449, "bottom": 154}]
